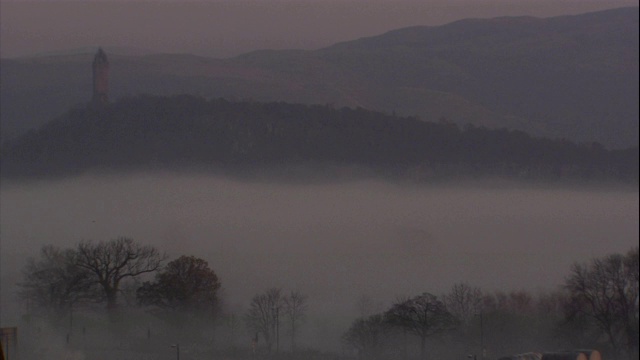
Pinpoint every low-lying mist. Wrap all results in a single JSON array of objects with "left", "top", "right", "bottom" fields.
[{"left": 1, "top": 172, "right": 638, "bottom": 349}]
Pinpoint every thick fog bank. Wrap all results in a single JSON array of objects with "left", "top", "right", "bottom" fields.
[{"left": 1, "top": 173, "right": 638, "bottom": 347}]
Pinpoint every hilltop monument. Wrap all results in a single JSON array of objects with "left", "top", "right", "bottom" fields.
[{"left": 92, "top": 48, "right": 109, "bottom": 104}]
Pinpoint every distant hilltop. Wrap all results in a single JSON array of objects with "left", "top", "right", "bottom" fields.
[
  {"left": 1, "top": 95, "right": 637, "bottom": 182},
  {"left": 1, "top": 7, "right": 638, "bottom": 149}
]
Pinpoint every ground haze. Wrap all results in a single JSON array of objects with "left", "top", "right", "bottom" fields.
[{"left": 1, "top": 173, "right": 637, "bottom": 349}]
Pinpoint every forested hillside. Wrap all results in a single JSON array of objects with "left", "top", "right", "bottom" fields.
[
  {"left": 2, "top": 95, "right": 637, "bottom": 181},
  {"left": 2, "top": 7, "right": 637, "bottom": 148}
]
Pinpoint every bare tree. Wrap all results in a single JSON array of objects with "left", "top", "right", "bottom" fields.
[
  {"left": 343, "top": 314, "right": 390, "bottom": 359},
  {"left": 565, "top": 247, "right": 639, "bottom": 359},
  {"left": 245, "top": 288, "right": 283, "bottom": 353},
  {"left": 443, "top": 282, "right": 483, "bottom": 324},
  {"left": 622, "top": 248, "right": 640, "bottom": 358},
  {"left": 283, "top": 291, "right": 307, "bottom": 352},
  {"left": 384, "top": 292, "right": 457, "bottom": 360},
  {"left": 18, "top": 245, "right": 96, "bottom": 320},
  {"left": 76, "top": 237, "right": 165, "bottom": 310}
]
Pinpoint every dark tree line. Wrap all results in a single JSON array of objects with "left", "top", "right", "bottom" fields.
[
  {"left": 15, "top": 239, "right": 638, "bottom": 359},
  {"left": 2, "top": 94, "right": 637, "bottom": 181},
  {"left": 18, "top": 238, "right": 224, "bottom": 323},
  {"left": 19, "top": 238, "right": 165, "bottom": 314},
  {"left": 342, "top": 248, "right": 639, "bottom": 360},
  {"left": 17, "top": 238, "right": 313, "bottom": 356}
]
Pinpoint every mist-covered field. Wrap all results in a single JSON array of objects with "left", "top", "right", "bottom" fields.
[{"left": 1, "top": 172, "right": 638, "bottom": 351}]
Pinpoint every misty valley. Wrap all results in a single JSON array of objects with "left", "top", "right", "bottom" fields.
[
  {"left": 1, "top": 2, "right": 639, "bottom": 360},
  {"left": 0, "top": 174, "right": 637, "bottom": 359}
]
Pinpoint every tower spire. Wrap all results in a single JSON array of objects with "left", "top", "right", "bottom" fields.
[{"left": 92, "top": 47, "right": 109, "bottom": 104}]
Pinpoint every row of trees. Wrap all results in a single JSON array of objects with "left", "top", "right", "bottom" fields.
[
  {"left": 18, "top": 238, "right": 222, "bottom": 322},
  {"left": 17, "top": 237, "right": 312, "bottom": 355},
  {"left": 344, "top": 292, "right": 457, "bottom": 359},
  {"left": 244, "top": 288, "right": 309, "bottom": 353},
  {"left": 342, "top": 248, "right": 639, "bottom": 360},
  {"left": 19, "top": 238, "right": 164, "bottom": 314},
  {"left": 17, "top": 239, "right": 637, "bottom": 359}
]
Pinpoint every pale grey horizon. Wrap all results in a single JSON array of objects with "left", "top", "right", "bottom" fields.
[{"left": 1, "top": 0, "right": 638, "bottom": 58}]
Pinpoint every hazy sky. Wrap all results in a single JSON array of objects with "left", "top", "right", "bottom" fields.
[{"left": 1, "top": 0, "right": 638, "bottom": 58}]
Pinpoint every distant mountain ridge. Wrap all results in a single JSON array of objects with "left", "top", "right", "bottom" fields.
[{"left": 1, "top": 7, "right": 638, "bottom": 148}]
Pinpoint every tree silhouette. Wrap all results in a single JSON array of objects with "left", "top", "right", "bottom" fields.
[
  {"left": 245, "top": 288, "right": 283, "bottom": 353},
  {"left": 18, "top": 245, "right": 96, "bottom": 321},
  {"left": 343, "top": 314, "right": 390, "bottom": 359},
  {"left": 565, "top": 248, "right": 639, "bottom": 359},
  {"left": 443, "top": 282, "right": 483, "bottom": 324},
  {"left": 75, "top": 237, "right": 165, "bottom": 310},
  {"left": 136, "top": 255, "right": 221, "bottom": 318},
  {"left": 385, "top": 292, "right": 457, "bottom": 359},
  {"left": 283, "top": 291, "right": 308, "bottom": 352}
]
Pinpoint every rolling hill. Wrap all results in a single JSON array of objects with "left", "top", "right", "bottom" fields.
[
  {"left": 1, "top": 7, "right": 638, "bottom": 148},
  {"left": 2, "top": 95, "right": 637, "bottom": 181}
]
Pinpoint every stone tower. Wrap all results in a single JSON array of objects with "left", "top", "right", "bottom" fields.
[{"left": 92, "top": 48, "right": 109, "bottom": 104}]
